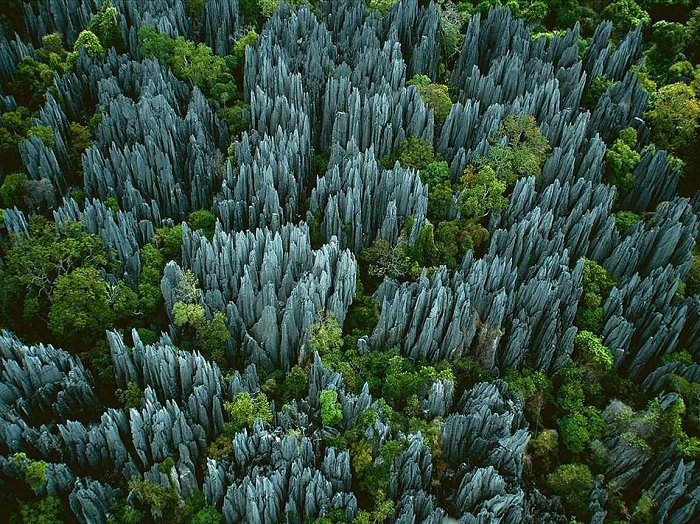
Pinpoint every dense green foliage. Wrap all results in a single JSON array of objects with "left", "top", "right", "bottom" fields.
[
  {"left": 408, "top": 74, "right": 453, "bottom": 124},
  {"left": 3, "top": 0, "right": 700, "bottom": 522}
]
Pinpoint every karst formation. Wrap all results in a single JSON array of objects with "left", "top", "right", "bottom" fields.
[{"left": 1, "top": 0, "right": 700, "bottom": 522}]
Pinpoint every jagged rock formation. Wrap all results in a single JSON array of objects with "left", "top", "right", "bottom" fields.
[
  {"left": 308, "top": 140, "right": 428, "bottom": 251},
  {"left": 0, "top": 331, "right": 100, "bottom": 451},
  {"left": 1, "top": 2, "right": 700, "bottom": 523},
  {"left": 161, "top": 222, "right": 357, "bottom": 370},
  {"left": 369, "top": 251, "right": 582, "bottom": 373}
]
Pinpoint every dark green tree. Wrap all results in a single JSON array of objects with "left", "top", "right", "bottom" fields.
[
  {"left": 47, "top": 267, "right": 115, "bottom": 344},
  {"left": 320, "top": 389, "right": 344, "bottom": 426},
  {"left": 383, "top": 136, "right": 436, "bottom": 171},
  {"left": 458, "top": 165, "right": 508, "bottom": 220},
  {"left": 546, "top": 463, "right": 594, "bottom": 518},
  {"left": 408, "top": 75, "right": 453, "bottom": 124},
  {"left": 196, "top": 312, "right": 229, "bottom": 367},
  {"left": 224, "top": 391, "right": 272, "bottom": 433},
  {"left": 188, "top": 210, "right": 217, "bottom": 238},
  {"left": 601, "top": 0, "right": 650, "bottom": 37},
  {"left": 646, "top": 83, "right": 700, "bottom": 153},
  {"left": 16, "top": 496, "right": 64, "bottom": 524},
  {"left": 0, "top": 172, "right": 28, "bottom": 208},
  {"left": 87, "top": 1, "right": 120, "bottom": 49}
]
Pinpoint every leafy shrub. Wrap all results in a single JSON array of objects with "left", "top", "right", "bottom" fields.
[{"left": 320, "top": 389, "right": 343, "bottom": 426}]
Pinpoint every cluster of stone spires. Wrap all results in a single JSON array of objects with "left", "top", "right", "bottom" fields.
[{"left": 2, "top": 0, "right": 700, "bottom": 522}]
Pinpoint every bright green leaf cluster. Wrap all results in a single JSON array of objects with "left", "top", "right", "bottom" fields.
[
  {"left": 408, "top": 75, "right": 453, "bottom": 124},
  {"left": 224, "top": 391, "right": 273, "bottom": 433},
  {"left": 320, "top": 389, "right": 344, "bottom": 426}
]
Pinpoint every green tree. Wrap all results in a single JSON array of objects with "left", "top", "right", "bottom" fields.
[
  {"left": 546, "top": 463, "right": 594, "bottom": 518},
  {"left": 68, "top": 122, "right": 93, "bottom": 168},
  {"left": 140, "top": 244, "right": 165, "bottom": 285},
  {"left": 87, "top": 1, "right": 120, "bottom": 48},
  {"left": 383, "top": 136, "right": 436, "bottom": 171},
  {"left": 171, "top": 37, "right": 226, "bottom": 93},
  {"left": 439, "top": 2, "right": 467, "bottom": 59},
  {"left": 258, "top": 0, "right": 306, "bottom": 18},
  {"left": 12, "top": 453, "right": 48, "bottom": 490},
  {"left": 686, "top": 251, "right": 700, "bottom": 296},
  {"left": 278, "top": 366, "right": 309, "bottom": 403},
  {"left": 172, "top": 302, "right": 206, "bottom": 329},
  {"left": 238, "top": 0, "right": 263, "bottom": 26},
  {"left": 420, "top": 160, "right": 452, "bottom": 186},
  {"left": 117, "top": 381, "right": 144, "bottom": 409},
  {"left": 354, "top": 497, "right": 395, "bottom": 524},
  {"left": 155, "top": 224, "right": 183, "bottom": 260},
  {"left": 408, "top": 75, "right": 453, "bottom": 125},
  {"left": 136, "top": 244, "right": 165, "bottom": 317},
  {"left": 206, "top": 435, "right": 234, "bottom": 460},
  {"left": 575, "top": 259, "right": 616, "bottom": 333},
  {"left": 191, "top": 507, "right": 222, "bottom": 524},
  {"left": 383, "top": 356, "right": 453, "bottom": 408},
  {"left": 350, "top": 438, "right": 374, "bottom": 475},
  {"left": 458, "top": 165, "right": 508, "bottom": 221},
  {"left": 6, "top": 216, "right": 97, "bottom": 295},
  {"left": 409, "top": 221, "right": 439, "bottom": 268},
  {"left": 231, "top": 30, "right": 258, "bottom": 69},
  {"left": 307, "top": 314, "right": 343, "bottom": 355},
  {"left": 174, "top": 270, "right": 202, "bottom": 304},
  {"left": 359, "top": 238, "right": 418, "bottom": 283},
  {"left": 188, "top": 209, "right": 217, "bottom": 238},
  {"left": 614, "top": 210, "right": 640, "bottom": 234},
  {"left": 527, "top": 429, "right": 558, "bottom": 473},
  {"left": 434, "top": 220, "right": 489, "bottom": 268},
  {"left": 581, "top": 258, "right": 616, "bottom": 298},
  {"left": 645, "top": 83, "right": 700, "bottom": 153},
  {"left": 605, "top": 127, "right": 640, "bottom": 195},
  {"left": 25, "top": 460, "right": 48, "bottom": 490},
  {"left": 112, "top": 281, "right": 141, "bottom": 322},
  {"left": 558, "top": 410, "right": 592, "bottom": 453},
  {"left": 138, "top": 242, "right": 164, "bottom": 295},
  {"left": 365, "top": 0, "right": 398, "bottom": 16},
  {"left": 504, "top": 368, "right": 552, "bottom": 430},
  {"left": 88, "top": 339, "right": 116, "bottom": 387},
  {"left": 224, "top": 391, "right": 272, "bottom": 433},
  {"left": 47, "top": 267, "right": 115, "bottom": 344},
  {"left": 210, "top": 75, "right": 238, "bottom": 106},
  {"left": 320, "top": 389, "right": 343, "bottom": 426},
  {"left": 0, "top": 172, "right": 28, "bottom": 207},
  {"left": 0, "top": 107, "right": 32, "bottom": 168},
  {"left": 10, "top": 58, "right": 59, "bottom": 108},
  {"left": 645, "top": 21, "right": 686, "bottom": 81},
  {"left": 344, "top": 281, "right": 380, "bottom": 335},
  {"left": 127, "top": 477, "right": 180, "bottom": 521},
  {"left": 138, "top": 25, "right": 176, "bottom": 63},
  {"left": 585, "top": 76, "right": 616, "bottom": 108},
  {"left": 17, "top": 496, "right": 64, "bottom": 524},
  {"left": 186, "top": 0, "right": 206, "bottom": 16},
  {"left": 574, "top": 331, "right": 614, "bottom": 374},
  {"left": 9, "top": 34, "right": 69, "bottom": 108},
  {"left": 196, "top": 312, "right": 229, "bottom": 367},
  {"left": 109, "top": 500, "right": 144, "bottom": 524},
  {"left": 630, "top": 492, "right": 656, "bottom": 524},
  {"left": 428, "top": 181, "right": 453, "bottom": 223},
  {"left": 218, "top": 102, "right": 249, "bottom": 136},
  {"left": 687, "top": 8, "right": 700, "bottom": 63},
  {"left": 475, "top": 114, "right": 550, "bottom": 185},
  {"left": 27, "top": 125, "right": 55, "bottom": 147},
  {"left": 72, "top": 30, "right": 105, "bottom": 58},
  {"left": 601, "top": 0, "right": 650, "bottom": 37},
  {"left": 39, "top": 33, "right": 68, "bottom": 62}
]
